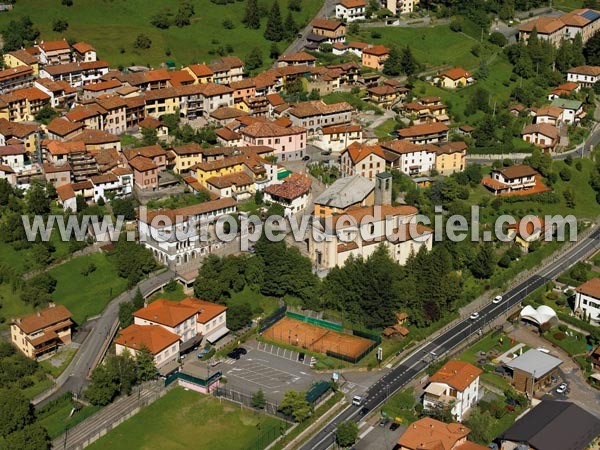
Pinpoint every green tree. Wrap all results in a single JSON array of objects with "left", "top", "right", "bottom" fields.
[
  {"left": 465, "top": 408, "right": 494, "bottom": 445},
  {"left": 400, "top": 45, "right": 418, "bottom": 76},
  {"left": 2, "top": 423, "right": 50, "bottom": 450},
  {"left": 571, "top": 32, "right": 586, "bottom": 67},
  {"left": 133, "top": 34, "right": 152, "bottom": 49},
  {"left": 52, "top": 18, "right": 68, "bottom": 32},
  {"left": 470, "top": 243, "right": 496, "bottom": 279},
  {"left": 252, "top": 389, "right": 266, "bottom": 409},
  {"left": 242, "top": 0, "right": 261, "bottom": 29},
  {"left": 135, "top": 345, "right": 157, "bottom": 382},
  {"left": 269, "top": 42, "right": 280, "bottom": 59},
  {"left": 584, "top": 30, "right": 600, "bottom": 65},
  {"left": 111, "top": 197, "right": 136, "bottom": 220},
  {"left": 284, "top": 11, "right": 298, "bottom": 40},
  {"left": 336, "top": 421, "right": 359, "bottom": 447},
  {"left": 150, "top": 12, "right": 171, "bottom": 29},
  {"left": 118, "top": 301, "right": 136, "bottom": 327},
  {"left": 0, "top": 389, "right": 34, "bottom": 438},
  {"left": 288, "top": 0, "right": 302, "bottom": 11},
  {"left": 383, "top": 46, "right": 402, "bottom": 76},
  {"left": 489, "top": 31, "right": 507, "bottom": 47},
  {"left": 227, "top": 303, "right": 253, "bottom": 331},
  {"left": 141, "top": 127, "right": 158, "bottom": 146},
  {"left": 264, "top": 1, "right": 284, "bottom": 42},
  {"left": 26, "top": 182, "right": 50, "bottom": 215},
  {"left": 245, "top": 47, "right": 263, "bottom": 71},
  {"left": 279, "top": 390, "right": 311, "bottom": 422},
  {"left": 1, "top": 16, "right": 40, "bottom": 51}
]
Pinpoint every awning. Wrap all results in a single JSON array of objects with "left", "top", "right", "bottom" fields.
[
  {"left": 590, "top": 373, "right": 600, "bottom": 382},
  {"left": 206, "top": 327, "right": 230, "bottom": 344}
]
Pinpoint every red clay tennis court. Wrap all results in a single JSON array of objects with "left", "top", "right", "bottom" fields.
[{"left": 262, "top": 316, "right": 374, "bottom": 360}]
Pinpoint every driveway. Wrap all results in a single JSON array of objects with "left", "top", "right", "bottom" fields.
[{"left": 508, "top": 325, "right": 600, "bottom": 417}]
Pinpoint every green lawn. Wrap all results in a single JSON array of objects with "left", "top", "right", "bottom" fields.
[
  {"left": 374, "top": 118, "right": 398, "bottom": 139},
  {"left": 38, "top": 396, "right": 101, "bottom": 440},
  {"left": 544, "top": 327, "right": 588, "bottom": 356},
  {"left": 553, "top": 0, "right": 583, "bottom": 11},
  {"left": 87, "top": 388, "right": 284, "bottom": 450},
  {"left": 49, "top": 253, "right": 128, "bottom": 324},
  {"left": 456, "top": 333, "right": 514, "bottom": 365},
  {"left": 22, "top": 378, "right": 54, "bottom": 400},
  {"left": 149, "top": 283, "right": 187, "bottom": 302},
  {"left": 350, "top": 25, "right": 478, "bottom": 70},
  {"left": 40, "top": 347, "right": 78, "bottom": 378},
  {"left": 0, "top": 0, "right": 322, "bottom": 70},
  {"left": 228, "top": 286, "right": 280, "bottom": 317}
]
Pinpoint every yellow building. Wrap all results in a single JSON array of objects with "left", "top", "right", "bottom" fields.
[
  {"left": 4, "top": 49, "right": 39, "bottom": 75},
  {"left": 144, "top": 88, "right": 181, "bottom": 118},
  {"left": 184, "top": 64, "right": 214, "bottom": 84},
  {"left": 435, "top": 141, "right": 467, "bottom": 176},
  {"left": 433, "top": 67, "right": 474, "bottom": 89},
  {"left": 194, "top": 154, "right": 248, "bottom": 185}
]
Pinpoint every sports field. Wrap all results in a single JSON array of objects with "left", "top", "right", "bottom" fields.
[{"left": 263, "top": 316, "right": 373, "bottom": 359}]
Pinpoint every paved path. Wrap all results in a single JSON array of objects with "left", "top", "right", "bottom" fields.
[
  {"left": 34, "top": 269, "right": 176, "bottom": 408},
  {"left": 300, "top": 223, "right": 600, "bottom": 450},
  {"left": 280, "top": 0, "right": 337, "bottom": 57}
]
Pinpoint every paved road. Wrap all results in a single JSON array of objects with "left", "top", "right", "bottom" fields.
[
  {"left": 35, "top": 269, "right": 176, "bottom": 408},
  {"left": 280, "top": 0, "right": 337, "bottom": 57},
  {"left": 300, "top": 225, "right": 600, "bottom": 450}
]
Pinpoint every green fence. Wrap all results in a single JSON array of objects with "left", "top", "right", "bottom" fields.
[
  {"left": 260, "top": 305, "right": 287, "bottom": 332},
  {"left": 305, "top": 381, "right": 331, "bottom": 404},
  {"left": 285, "top": 311, "right": 344, "bottom": 332},
  {"left": 165, "top": 370, "right": 222, "bottom": 388}
]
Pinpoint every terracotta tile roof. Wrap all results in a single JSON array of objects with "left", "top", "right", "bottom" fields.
[
  {"left": 311, "top": 17, "right": 344, "bottom": 30},
  {"left": 326, "top": 204, "right": 418, "bottom": 229},
  {"left": 522, "top": 123, "right": 559, "bottom": 139},
  {"left": 6, "top": 49, "right": 38, "bottom": 65},
  {"left": 42, "top": 60, "right": 109, "bottom": 76},
  {"left": 210, "top": 106, "right": 249, "bottom": 120},
  {"left": 568, "top": 65, "right": 600, "bottom": 76},
  {"left": 278, "top": 52, "right": 317, "bottom": 63},
  {"left": 519, "top": 16, "right": 565, "bottom": 34},
  {"left": 115, "top": 324, "right": 180, "bottom": 355},
  {"left": 321, "top": 124, "right": 361, "bottom": 135},
  {"left": 556, "top": 81, "right": 579, "bottom": 91},
  {"left": 112, "top": 166, "right": 133, "bottom": 176},
  {"left": 575, "top": 277, "right": 600, "bottom": 299},
  {"left": 397, "top": 122, "right": 448, "bottom": 138},
  {"left": 209, "top": 56, "right": 244, "bottom": 73},
  {"left": 141, "top": 197, "right": 237, "bottom": 225},
  {"left": 536, "top": 105, "right": 563, "bottom": 118},
  {"left": 139, "top": 116, "right": 165, "bottom": 129},
  {"left": 187, "top": 64, "right": 214, "bottom": 77},
  {"left": 90, "top": 173, "right": 118, "bottom": 185},
  {"left": 363, "top": 45, "right": 389, "bottom": 56},
  {"left": 72, "top": 42, "right": 95, "bottom": 54},
  {"left": 0, "top": 164, "right": 14, "bottom": 173},
  {"left": 117, "top": 86, "right": 140, "bottom": 96},
  {"left": 1, "top": 86, "right": 50, "bottom": 103},
  {"left": 13, "top": 304, "right": 72, "bottom": 334},
  {"left": 206, "top": 171, "right": 254, "bottom": 189},
  {"left": 168, "top": 69, "right": 195, "bottom": 87},
  {"left": 94, "top": 148, "right": 120, "bottom": 171},
  {"left": 368, "top": 85, "right": 398, "bottom": 96},
  {"left": 179, "top": 297, "right": 227, "bottom": 323},
  {"left": 66, "top": 105, "right": 105, "bottom": 122},
  {"left": 396, "top": 417, "right": 471, "bottom": 450},
  {"left": 69, "top": 128, "right": 119, "bottom": 145},
  {"left": 82, "top": 79, "right": 122, "bottom": 92},
  {"left": 128, "top": 155, "right": 157, "bottom": 172},
  {"left": 264, "top": 173, "right": 312, "bottom": 200},
  {"left": 123, "top": 145, "right": 166, "bottom": 160},
  {"left": 47, "top": 117, "right": 85, "bottom": 137},
  {"left": 339, "top": 0, "right": 367, "bottom": 7},
  {"left": 45, "top": 140, "right": 86, "bottom": 155},
  {"left": 216, "top": 127, "right": 242, "bottom": 141},
  {"left": 0, "top": 65, "right": 33, "bottom": 81},
  {"left": 440, "top": 67, "right": 471, "bottom": 80},
  {"left": 56, "top": 183, "right": 75, "bottom": 201},
  {"left": 229, "top": 79, "right": 256, "bottom": 90},
  {"left": 35, "top": 78, "right": 77, "bottom": 94},
  {"left": 241, "top": 121, "right": 305, "bottom": 138},
  {"left": 342, "top": 141, "right": 385, "bottom": 163},
  {"left": 43, "top": 162, "right": 71, "bottom": 173},
  {"left": 38, "top": 40, "right": 70, "bottom": 52},
  {"left": 71, "top": 180, "right": 93, "bottom": 190},
  {"left": 429, "top": 360, "right": 483, "bottom": 391},
  {"left": 134, "top": 299, "right": 196, "bottom": 327},
  {"left": 289, "top": 100, "right": 354, "bottom": 118},
  {"left": 381, "top": 139, "right": 423, "bottom": 154},
  {"left": 0, "top": 143, "right": 26, "bottom": 156},
  {"left": 436, "top": 141, "right": 467, "bottom": 155},
  {"left": 0, "top": 118, "right": 39, "bottom": 138},
  {"left": 495, "top": 164, "right": 539, "bottom": 179}
]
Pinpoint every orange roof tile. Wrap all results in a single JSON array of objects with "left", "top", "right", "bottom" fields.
[
  {"left": 429, "top": 360, "right": 483, "bottom": 391},
  {"left": 115, "top": 324, "right": 180, "bottom": 355},
  {"left": 179, "top": 297, "right": 227, "bottom": 323},
  {"left": 12, "top": 304, "right": 72, "bottom": 334},
  {"left": 397, "top": 417, "right": 471, "bottom": 450}
]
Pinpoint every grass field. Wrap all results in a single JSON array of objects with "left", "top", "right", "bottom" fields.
[
  {"left": 350, "top": 25, "right": 479, "bottom": 70},
  {"left": 38, "top": 396, "right": 100, "bottom": 440},
  {"left": 49, "top": 252, "right": 128, "bottom": 324},
  {"left": 0, "top": 0, "right": 323, "bottom": 70},
  {"left": 87, "top": 388, "right": 284, "bottom": 450},
  {"left": 228, "top": 286, "right": 280, "bottom": 317}
]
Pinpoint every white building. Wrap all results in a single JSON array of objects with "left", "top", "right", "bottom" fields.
[
  {"left": 336, "top": 0, "right": 367, "bottom": 22},
  {"left": 138, "top": 197, "right": 238, "bottom": 268},
  {"left": 313, "top": 124, "right": 363, "bottom": 154},
  {"left": 340, "top": 142, "right": 387, "bottom": 181},
  {"left": 575, "top": 277, "right": 600, "bottom": 325},
  {"left": 567, "top": 65, "right": 600, "bottom": 88},
  {"left": 115, "top": 324, "right": 180, "bottom": 369},
  {"left": 550, "top": 98, "right": 584, "bottom": 124},
  {"left": 381, "top": 139, "right": 437, "bottom": 176},
  {"left": 0, "top": 144, "right": 26, "bottom": 170},
  {"left": 423, "top": 360, "right": 482, "bottom": 422},
  {"left": 263, "top": 173, "right": 312, "bottom": 216}
]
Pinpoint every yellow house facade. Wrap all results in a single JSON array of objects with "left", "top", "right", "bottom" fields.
[
  {"left": 435, "top": 142, "right": 467, "bottom": 176},
  {"left": 144, "top": 88, "right": 181, "bottom": 118},
  {"left": 4, "top": 50, "right": 40, "bottom": 75},
  {"left": 194, "top": 155, "right": 247, "bottom": 185}
]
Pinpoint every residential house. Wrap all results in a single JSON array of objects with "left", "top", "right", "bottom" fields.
[
  {"left": 435, "top": 141, "right": 467, "bottom": 176},
  {"left": 314, "top": 124, "right": 363, "bottom": 153},
  {"left": 55, "top": 183, "right": 77, "bottom": 211},
  {"left": 4, "top": 49, "right": 39, "bottom": 75},
  {"left": 120, "top": 69, "right": 172, "bottom": 91},
  {"left": 396, "top": 418, "right": 487, "bottom": 450},
  {"left": 567, "top": 65, "right": 600, "bottom": 87},
  {"left": 240, "top": 120, "right": 307, "bottom": 161},
  {"left": 138, "top": 198, "right": 238, "bottom": 267},
  {"left": 550, "top": 98, "right": 584, "bottom": 124},
  {"left": 367, "top": 85, "right": 403, "bottom": 107},
  {"left": 72, "top": 42, "right": 97, "bottom": 62},
  {"left": 287, "top": 100, "right": 353, "bottom": 134},
  {"left": 335, "top": 0, "right": 367, "bottom": 21},
  {"left": 122, "top": 145, "right": 167, "bottom": 190},
  {"left": 313, "top": 175, "right": 375, "bottom": 217},
  {"left": 340, "top": 142, "right": 387, "bottom": 180},
  {"left": 0, "top": 144, "right": 27, "bottom": 172},
  {"left": 228, "top": 79, "right": 256, "bottom": 106},
  {"left": 193, "top": 151, "right": 266, "bottom": 186},
  {"left": 138, "top": 116, "right": 169, "bottom": 141},
  {"left": 574, "top": 277, "right": 600, "bottom": 325},
  {"left": 423, "top": 360, "right": 482, "bottom": 422},
  {"left": 171, "top": 143, "right": 218, "bottom": 174},
  {"left": 521, "top": 123, "right": 559, "bottom": 150},
  {"left": 0, "top": 119, "right": 40, "bottom": 153},
  {"left": 547, "top": 81, "right": 580, "bottom": 100},
  {"left": 210, "top": 106, "right": 249, "bottom": 126},
  {"left": 0, "top": 65, "right": 34, "bottom": 92},
  {"left": 36, "top": 40, "right": 71, "bottom": 65},
  {"left": 481, "top": 164, "right": 542, "bottom": 196},
  {"left": 433, "top": 67, "right": 474, "bottom": 89},
  {"left": 42, "top": 162, "right": 72, "bottom": 187},
  {"left": 518, "top": 9, "right": 600, "bottom": 46},
  {"left": 10, "top": 304, "right": 73, "bottom": 359},
  {"left": 518, "top": 17, "right": 566, "bottom": 46},
  {"left": 39, "top": 61, "right": 110, "bottom": 88},
  {"left": 81, "top": 79, "right": 122, "bottom": 99},
  {"left": 34, "top": 78, "right": 77, "bottom": 108},
  {"left": 143, "top": 87, "right": 180, "bottom": 118},
  {"left": 91, "top": 173, "right": 121, "bottom": 201},
  {"left": 361, "top": 45, "right": 390, "bottom": 71},
  {"left": 208, "top": 56, "right": 245, "bottom": 85},
  {"left": 505, "top": 349, "right": 563, "bottom": 393},
  {"left": 277, "top": 52, "right": 317, "bottom": 68},
  {"left": 263, "top": 173, "right": 312, "bottom": 216},
  {"left": 206, "top": 171, "right": 255, "bottom": 200},
  {"left": 534, "top": 105, "right": 564, "bottom": 125},
  {"left": 168, "top": 69, "right": 195, "bottom": 88},
  {"left": 380, "top": 139, "right": 437, "bottom": 175},
  {"left": 396, "top": 122, "right": 449, "bottom": 145},
  {"left": 506, "top": 216, "right": 547, "bottom": 250},
  {"left": 309, "top": 18, "right": 346, "bottom": 45},
  {"left": 115, "top": 324, "right": 180, "bottom": 369},
  {"left": 44, "top": 140, "right": 98, "bottom": 182},
  {"left": 183, "top": 64, "right": 214, "bottom": 84},
  {"left": 216, "top": 127, "right": 244, "bottom": 147},
  {"left": 0, "top": 87, "right": 51, "bottom": 122},
  {"left": 499, "top": 400, "right": 600, "bottom": 450},
  {"left": 382, "top": 0, "right": 418, "bottom": 15}
]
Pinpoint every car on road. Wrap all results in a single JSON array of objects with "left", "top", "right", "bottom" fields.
[
  {"left": 298, "top": 352, "right": 305, "bottom": 362},
  {"left": 379, "top": 418, "right": 389, "bottom": 427},
  {"left": 556, "top": 382, "right": 568, "bottom": 394},
  {"left": 227, "top": 348, "right": 246, "bottom": 360},
  {"left": 389, "top": 422, "right": 400, "bottom": 431},
  {"left": 302, "top": 155, "right": 310, "bottom": 161},
  {"left": 493, "top": 295, "right": 503, "bottom": 304},
  {"left": 321, "top": 150, "right": 332, "bottom": 156},
  {"left": 237, "top": 347, "right": 247, "bottom": 355},
  {"left": 469, "top": 312, "right": 480, "bottom": 320},
  {"left": 352, "top": 395, "right": 364, "bottom": 406}
]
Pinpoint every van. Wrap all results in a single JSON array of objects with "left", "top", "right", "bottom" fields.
[{"left": 352, "top": 395, "right": 364, "bottom": 406}]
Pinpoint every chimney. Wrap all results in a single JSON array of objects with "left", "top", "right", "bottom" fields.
[{"left": 374, "top": 171, "right": 392, "bottom": 206}]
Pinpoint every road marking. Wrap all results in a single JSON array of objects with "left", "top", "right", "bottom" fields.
[{"left": 359, "top": 425, "right": 374, "bottom": 440}]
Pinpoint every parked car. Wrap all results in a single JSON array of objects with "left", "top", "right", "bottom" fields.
[
  {"left": 379, "top": 418, "right": 389, "bottom": 427},
  {"left": 298, "top": 352, "right": 305, "bottom": 362},
  {"left": 493, "top": 295, "right": 503, "bottom": 304},
  {"left": 469, "top": 312, "right": 480, "bottom": 320},
  {"left": 556, "top": 382, "right": 568, "bottom": 394},
  {"left": 228, "top": 349, "right": 243, "bottom": 360},
  {"left": 389, "top": 422, "right": 400, "bottom": 431},
  {"left": 321, "top": 150, "right": 332, "bottom": 156},
  {"left": 237, "top": 347, "right": 247, "bottom": 355},
  {"left": 302, "top": 155, "right": 310, "bottom": 161}
]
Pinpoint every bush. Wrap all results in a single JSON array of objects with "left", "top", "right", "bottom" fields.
[
  {"left": 489, "top": 31, "right": 507, "bottom": 47},
  {"left": 553, "top": 331, "right": 566, "bottom": 340},
  {"left": 450, "top": 18, "right": 462, "bottom": 32},
  {"left": 558, "top": 324, "right": 568, "bottom": 332},
  {"left": 134, "top": 34, "right": 152, "bottom": 49}
]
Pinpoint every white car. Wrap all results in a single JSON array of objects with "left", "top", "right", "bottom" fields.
[
  {"left": 352, "top": 395, "right": 364, "bottom": 406},
  {"left": 493, "top": 295, "right": 503, "bottom": 304},
  {"left": 469, "top": 312, "right": 480, "bottom": 320},
  {"left": 556, "top": 382, "right": 568, "bottom": 394}
]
